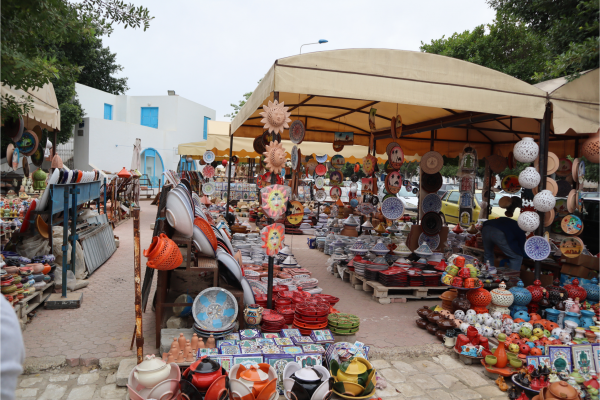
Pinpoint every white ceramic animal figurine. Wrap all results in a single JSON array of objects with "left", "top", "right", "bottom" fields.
[
  {"left": 466, "top": 309, "right": 476, "bottom": 317},
  {"left": 491, "top": 311, "right": 503, "bottom": 320},
  {"left": 484, "top": 316, "right": 495, "bottom": 326},
  {"left": 551, "top": 328, "right": 563, "bottom": 338},
  {"left": 559, "top": 331, "right": 571, "bottom": 344}
]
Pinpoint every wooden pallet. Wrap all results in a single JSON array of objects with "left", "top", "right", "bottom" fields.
[
  {"left": 348, "top": 271, "right": 446, "bottom": 304},
  {"left": 14, "top": 282, "right": 55, "bottom": 324}
]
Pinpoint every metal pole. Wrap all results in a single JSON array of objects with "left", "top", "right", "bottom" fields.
[
  {"left": 267, "top": 91, "right": 279, "bottom": 309},
  {"left": 534, "top": 104, "right": 551, "bottom": 280},
  {"left": 70, "top": 185, "right": 79, "bottom": 274},
  {"left": 226, "top": 134, "right": 234, "bottom": 222},
  {"left": 103, "top": 178, "right": 107, "bottom": 215},
  {"left": 132, "top": 207, "right": 144, "bottom": 363},
  {"left": 62, "top": 187, "right": 69, "bottom": 298}
]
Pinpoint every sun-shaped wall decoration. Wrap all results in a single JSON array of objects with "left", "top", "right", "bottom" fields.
[
  {"left": 263, "top": 141, "right": 287, "bottom": 174},
  {"left": 260, "top": 100, "right": 292, "bottom": 134},
  {"left": 260, "top": 184, "right": 290, "bottom": 219},
  {"left": 261, "top": 223, "right": 285, "bottom": 256},
  {"left": 362, "top": 154, "right": 377, "bottom": 175}
]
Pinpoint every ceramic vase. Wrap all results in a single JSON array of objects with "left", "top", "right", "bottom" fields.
[
  {"left": 243, "top": 304, "right": 264, "bottom": 326},
  {"left": 494, "top": 336, "right": 508, "bottom": 368}
]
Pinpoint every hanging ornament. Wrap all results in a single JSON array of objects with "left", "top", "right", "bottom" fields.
[
  {"left": 513, "top": 137, "right": 539, "bottom": 163},
  {"left": 263, "top": 141, "right": 286, "bottom": 174},
  {"left": 518, "top": 211, "right": 540, "bottom": 232},
  {"left": 260, "top": 100, "right": 292, "bottom": 134},
  {"left": 533, "top": 190, "right": 555, "bottom": 212},
  {"left": 261, "top": 223, "right": 285, "bottom": 256},
  {"left": 518, "top": 167, "right": 541, "bottom": 189},
  {"left": 362, "top": 154, "right": 377, "bottom": 175},
  {"left": 260, "top": 184, "right": 290, "bottom": 219}
]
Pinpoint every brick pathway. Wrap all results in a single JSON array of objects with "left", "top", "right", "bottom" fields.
[
  {"left": 286, "top": 234, "right": 439, "bottom": 349},
  {"left": 22, "top": 202, "right": 160, "bottom": 365}
]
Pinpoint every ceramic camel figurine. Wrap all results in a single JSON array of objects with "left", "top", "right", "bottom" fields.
[{"left": 495, "top": 376, "right": 508, "bottom": 391}]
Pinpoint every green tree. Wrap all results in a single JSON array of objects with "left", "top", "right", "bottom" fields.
[
  {"left": 487, "top": 0, "right": 599, "bottom": 81},
  {"left": 224, "top": 91, "right": 253, "bottom": 120},
  {"left": 420, "top": 12, "right": 546, "bottom": 83},
  {"left": 1, "top": 0, "right": 152, "bottom": 122},
  {"left": 342, "top": 162, "right": 365, "bottom": 180},
  {"left": 400, "top": 161, "right": 419, "bottom": 180}
]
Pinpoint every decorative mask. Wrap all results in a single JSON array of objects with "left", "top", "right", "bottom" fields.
[
  {"left": 261, "top": 184, "right": 290, "bottom": 219},
  {"left": 261, "top": 223, "right": 285, "bottom": 256},
  {"left": 260, "top": 100, "right": 291, "bottom": 134},
  {"left": 263, "top": 141, "right": 287, "bottom": 174}
]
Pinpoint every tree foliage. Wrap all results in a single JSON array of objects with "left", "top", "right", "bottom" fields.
[
  {"left": 400, "top": 161, "right": 419, "bottom": 180},
  {"left": 224, "top": 91, "right": 253, "bottom": 121}
]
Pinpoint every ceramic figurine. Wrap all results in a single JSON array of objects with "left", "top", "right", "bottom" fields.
[
  {"left": 495, "top": 376, "right": 508, "bottom": 391},
  {"left": 559, "top": 330, "right": 572, "bottom": 344},
  {"left": 191, "top": 333, "right": 199, "bottom": 351},
  {"left": 198, "top": 337, "right": 205, "bottom": 349},
  {"left": 185, "top": 349, "right": 194, "bottom": 362},
  {"left": 177, "top": 351, "right": 185, "bottom": 363},
  {"left": 207, "top": 334, "right": 215, "bottom": 349},
  {"left": 178, "top": 333, "right": 186, "bottom": 350},
  {"left": 171, "top": 338, "right": 180, "bottom": 354}
]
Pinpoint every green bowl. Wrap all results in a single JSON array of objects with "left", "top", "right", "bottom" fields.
[
  {"left": 509, "top": 359, "right": 523, "bottom": 368},
  {"left": 507, "top": 353, "right": 518, "bottom": 360},
  {"left": 485, "top": 355, "right": 497, "bottom": 366}
]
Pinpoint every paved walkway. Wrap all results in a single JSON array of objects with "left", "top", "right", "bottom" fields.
[{"left": 22, "top": 202, "right": 160, "bottom": 365}]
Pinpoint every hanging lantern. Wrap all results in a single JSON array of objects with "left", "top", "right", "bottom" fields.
[
  {"left": 518, "top": 167, "right": 541, "bottom": 189},
  {"left": 513, "top": 137, "right": 539, "bottom": 163}
]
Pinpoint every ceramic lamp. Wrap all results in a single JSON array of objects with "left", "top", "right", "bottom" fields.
[
  {"left": 518, "top": 167, "right": 541, "bottom": 189},
  {"left": 466, "top": 287, "right": 492, "bottom": 314},
  {"left": 581, "top": 130, "right": 599, "bottom": 163},
  {"left": 513, "top": 137, "right": 539, "bottom": 163},
  {"left": 509, "top": 280, "right": 532, "bottom": 317},
  {"left": 518, "top": 211, "right": 540, "bottom": 232},
  {"left": 533, "top": 190, "right": 556, "bottom": 212},
  {"left": 564, "top": 278, "right": 587, "bottom": 302}
]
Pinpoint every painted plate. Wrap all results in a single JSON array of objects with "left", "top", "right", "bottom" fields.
[
  {"left": 333, "top": 143, "right": 344, "bottom": 152},
  {"left": 31, "top": 144, "right": 44, "bottom": 167},
  {"left": 315, "top": 190, "right": 327, "bottom": 202},
  {"left": 421, "top": 211, "right": 443, "bottom": 236},
  {"left": 315, "top": 176, "right": 325, "bottom": 189},
  {"left": 501, "top": 175, "right": 521, "bottom": 194},
  {"left": 192, "top": 287, "right": 238, "bottom": 331},
  {"left": 330, "top": 187, "right": 342, "bottom": 200},
  {"left": 289, "top": 120, "right": 305, "bottom": 144},
  {"left": 556, "top": 158, "right": 572, "bottom": 176},
  {"left": 203, "top": 165, "right": 215, "bottom": 178},
  {"left": 316, "top": 155, "right": 328, "bottom": 163},
  {"left": 315, "top": 164, "right": 327, "bottom": 176},
  {"left": 561, "top": 214, "right": 583, "bottom": 235},
  {"left": 385, "top": 171, "right": 402, "bottom": 194},
  {"left": 524, "top": 236, "right": 551, "bottom": 261},
  {"left": 203, "top": 151, "right": 215, "bottom": 163},
  {"left": 421, "top": 172, "right": 443, "bottom": 193},
  {"left": 386, "top": 142, "right": 400, "bottom": 157},
  {"left": 578, "top": 161, "right": 585, "bottom": 183},
  {"left": 358, "top": 202, "right": 375, "bottom": 216},
  {"left": 331, "top": 155, "right": 345, "bottom": 170},
  {"left": 422, "top": 193, "right": 442, "bottom": 213},
  {"left": 203, "top": 181, "right": 216, "bottom": 196},
  {"left": 418, "top": 233, "right": 440, "bottom": 250},
  {"left": 287, "top": 201, "right": 304, "bottom": 225},
  {"left": 291, "top": 146, "right": 299, "bottom": 170},
  {"left": 560, "top": 237, "right": 584, "bottom": 258},
  {"left": 381, "top": 196, "right": 404, "bottom": 220},
  {"left": 329, "top": 170, "right": 343, "bottom": 185}
]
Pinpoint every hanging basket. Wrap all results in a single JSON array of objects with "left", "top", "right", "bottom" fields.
[{"left": 144, "top": 233, "right": 183, "bottom": 270}]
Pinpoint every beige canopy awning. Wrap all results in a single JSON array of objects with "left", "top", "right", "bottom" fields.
[
  {"left": 230, "top": 49, "right": 595, "bottom": 159},
  {"left": 534, "top": 69, "right": 599, "bottom": 135},
  {"left": 1, "top": 82, "right": 61, "bottom": 131}
]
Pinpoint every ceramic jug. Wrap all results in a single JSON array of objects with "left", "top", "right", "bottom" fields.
[
  {"left": 443, "top": 335, "right": 456, "bottom": 348},
  {"left": 243, "top": 304, "right": 264, "bottom": 326}
]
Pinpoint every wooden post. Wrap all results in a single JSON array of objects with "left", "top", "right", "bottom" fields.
[
  {"left": 226, "top": 133, "right": 234, "bottom": 222},
  {"left": 266, "top": 91, "right": 279, "bottom": 309},
  {"left": 132, "top": 207, "right": 143, "bottom": 363},
  {"left": 534, "top": 104, "right": 551, "bottom": 280}
]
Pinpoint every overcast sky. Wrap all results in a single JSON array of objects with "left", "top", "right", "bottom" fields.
[{"left": 102, "top": 0, "right": 496, "bottom": 121}]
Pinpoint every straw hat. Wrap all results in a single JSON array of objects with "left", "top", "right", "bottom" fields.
[
  {"left": 51, "top": 154, "right": 63, "bottom": 169},
  {"left": 420, "top": 151, "right": 443, "bottom": 174},
  {"left": 6, "top": 144, "right": 15, "bottom": 169}
]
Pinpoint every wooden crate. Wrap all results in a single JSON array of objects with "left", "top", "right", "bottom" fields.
[{"left": 15, "top": 282, "right": 55, "bottom": 324}]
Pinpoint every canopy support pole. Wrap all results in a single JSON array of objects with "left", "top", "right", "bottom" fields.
[
  {"left": 267, "top": 91, "right": 279, "bottom": 310},
  {"left": 534, "top": 104, "right": 551, "bottom": 280},
  {"left": 226, "top": 133, "right": 234, "bottom": 223}
]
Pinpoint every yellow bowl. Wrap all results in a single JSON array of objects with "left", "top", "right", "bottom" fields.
[{"left": 335, "top": 382, "right": 365, "bottom": 396}]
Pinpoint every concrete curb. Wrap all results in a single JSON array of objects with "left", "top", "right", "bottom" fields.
[{"left": 23, "top": 356, "right": 66, "bottom": 374}]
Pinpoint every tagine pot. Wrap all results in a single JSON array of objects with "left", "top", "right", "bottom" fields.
[
  {"left": 239, "top": 364, "right": 271, "bottom": 397},
  {"left": 426, "top": 323, "right": 439, "bottom": 335},
  {"left": 289, "top": 367, "right": 324, "bottom": 398},
  {"left": 564, "top": 279, "right": 587, "bottom": 302},
  {"left": 416, "top": 319, "right": 428, "bottom": 329},
  {"left": 427, "top": 312, "right": 443, "bottom": 324},
  {"left": 335, "top": 358, "right": 367, "bottom": 384},
  {"left": 417, "top": 307, "right": 433, "bottom": 320},
  {"left": 437, "top": 318, "right": 455, "bottom": 331},
  {"left": 185, "top": 357, "right": 224, "bottom": 391},
  {"left": 133, "top": 355, "right": 172, "bottom": 389}
]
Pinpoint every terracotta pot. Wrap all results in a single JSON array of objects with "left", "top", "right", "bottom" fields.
[
  {"left": 4, "top": 266, "right": 19, "bottom": 274},
  {"left": 417, "top": 307, "right": 433, "bottom": 320},
  {"left": 544, "top": 381, "right": 579, "bottom": 399}
]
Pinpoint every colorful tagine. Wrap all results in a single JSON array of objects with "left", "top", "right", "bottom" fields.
[
  {"left": 508, "top": 280, "right": 532, "bottom": 317},
  {"left": 545, "top": 278, "right": 568, "bottom": 306}
]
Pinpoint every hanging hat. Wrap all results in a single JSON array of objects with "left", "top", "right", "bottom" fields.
[
  {"left": 3, "top": 116, "right": 24, "bottom": 141},
  {"left": 51, "top": 154, "right": 63, "bottom": 169},
  {"left": 6, "top": 144, "right": 15, "bottom": 170},
  {"left": 420, "top": 151, "right": 443, "bottom": 174}
]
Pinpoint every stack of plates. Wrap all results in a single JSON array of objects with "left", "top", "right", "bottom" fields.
[
  {"left": 353, "top": 260, "right": 388, "bottom": 277},
  {"left": 261, "top": 310, "right": 287, "bottom": 332},
  {"left": 364, "top": 268, "right": 380, "bottom": 281},
  {"left": 423, "top": 272, "right": 442, "bottom": 286},
  {"left": 193, "top": 324, "right": 236, "bottom": 339},
  {"left": 378, "top": 270, "right": 408, "bottom": 287},
  {"left": 244, "top": 270, "right": 261, "bottom": 281},
  {"left": 293, "top": 300, "right": 330, "bottom": 335},
  {"left": 294, "top": 278, "right": 318, "bottom": 289},
  {"left": 276, "top": 304, "right": 296, "bottom": 324},
  {"left": 328, "top": 313, "right": 360, "bottom": 335},
  {"left": 408, "top": 274, "right": 424, "bottom": 287}
]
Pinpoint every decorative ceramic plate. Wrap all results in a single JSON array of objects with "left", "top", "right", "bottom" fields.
[
  {"left": 315, "top": 176, "right": 325, "bottom": 189},
  {"left": 560, "top": 237, "right": 584, "bottom": 258},
  {"left": 386, "top": 142, "right": 400, "bottom": 157},
  {"left": 331, "top": 155, "right": 345, "bottom": 170},
  {"left": 330, "top": 205, "right": 339, "bottom": 217},
  {"left": 389, "top": 145, "right": 404, "bottom": 169},
  {"left": 556, "top": 158, "right": 572, "bottom": 176},
  {"left": 421, "top": 172, "right": 443, "bottom": 193},
  {"left": 192, "top": 288, "right": 238, "bottom": 331},
  {"left": 561, "top": 214, "right": 583, "bottom": 235},
  {"left": 31, "top": 144, "right": 44, "bottom": 167},
  {"left": 291, "top": 146, "right": 299, "bottom": 170},
  {"left": 329, "top": 171, "right": 343, "bottom": 185},
  {"left": 524, "top": 236, "right": 551, "bottom": 261},
  {"left": 333, "top": 143, "right": 344, "bottom": 152},
  {"left": 381, "top": 197, "right": 404, "bottom": 220},
  {"left": 203, "top": 165, "right": 215, "bottom": 179},
  {"left": 358, "top": 202, "right": 375, "bottom": 216},
  {"left": 316, "top": 154, "right": 328, "bottom": 163},
  {"left": 315, "top": 164, "right": 327, "bottom": 176},
  {"left": 421, "top": 212, "right": 443, "bottom": 236},
  {"left": 202, "top": 182, "right": 216, "bottom": 196},
  {"left": 422, "top": 193, "right": 442, "bottom": 213},
  {"left": 418, "top": 233, "right": 440, "bottom": 250},
  {"left": 501, "top": 175, "right": 521, "bottom": 194},
  {"left": 203, "top": 151, "right": 215, "bottom": 163},
  {"left": 330, "top": 187, "right": 342, "bottom": 200},
  {"left": 315, "top": 190, "right": 327, "bottom": 202},
  {"left": 385, "top": 171, "right": 402, "bottom": 194},
  {"left": 578, "top": 161, "right": 585, "bottom": 183},
  {"left": 289, "top": 120, "right": 305, "bottom": 144}
]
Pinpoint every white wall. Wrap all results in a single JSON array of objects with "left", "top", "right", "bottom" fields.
[{"left": 76, "top": 84, "right": 118, "bottom": 120}]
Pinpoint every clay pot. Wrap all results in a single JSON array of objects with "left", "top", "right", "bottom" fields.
[
  {"left": 452, "top": 291, "right": 471, "bottom": 312},
  {"left": 543, "top": 381, "right": 579, "bottom": 399},
  {"left": 427, "top": 312, "right": 443, "bottom": 324},
  {"left": 27, "top": 263, "right": 45, "bottom": 274},
  {"left": 416, "top": 319, "right": 428, "bottom": 329},
  {"left": 426, "top": 323, "right": 439, "bottom": 335},
  {"left": 417, "top": 307, "right": 433, "bottom": 320},
  {"left": 3, "top": 266, "right": 19, "bottom": 274},
  {"left": 435, "top": 330, "right": 446, "bottom": 341},
  {"left": 437, "top": 318, "right": 455, "bottom": 330}
]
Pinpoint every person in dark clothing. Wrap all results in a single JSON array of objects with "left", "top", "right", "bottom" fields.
[{"left": 481, "top": 217, "right": 526, "bottom": 271}]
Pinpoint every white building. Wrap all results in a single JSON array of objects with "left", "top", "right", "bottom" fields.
[{"left": 73, "top": 83, "right": 216, "bottom": 187}]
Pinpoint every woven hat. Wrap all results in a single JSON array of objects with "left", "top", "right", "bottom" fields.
[
  {"left": 421, "top": 151, "right": 443, "bottom": 174},
  {"left": 51, "top": 154, "right": 63, "bottom": 169},
  {"left": 6, "top": 144, "right": 15, "bottom": 169}
]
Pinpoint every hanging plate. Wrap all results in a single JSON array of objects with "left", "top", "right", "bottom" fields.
[
  {"left": 315, "top": 176, "right": 325, "bottom": 189},
  {"left": 561, "top": 214, "right": 583, "bottom": 235},
  {"left": 556, "top": 158, "right": 572, "bottom": 176},
  {"left": 287, "top": 201, "right": 304, "bottom": 225},
  {"left": 192, "top": 287, "right": 238, "bottom": 331},
  {"left": 253, "top": 136, "right": 266, "bottom": 155},
  {"left": 389, "top": 145, "right": 404, "bottom": 169},
  {"left": 203, "top": 151, "right": 215, "bottom": 164},
  {"left": 418, "top": 233, "right": 440, "bottom": 250},
  {"left": 316, "top": 154, "right": 328, "bottom": 163},
  {"left": 315, "top": 164, "right": 327, "bottom": 176},
  {"left": 203, "top": 182, "right": 216, "bottom": 196},
  {"left": 358, "top": 202, "right": 375, "bottom": 216},
  {"left": 524, "top": 236, "right": 551, "bottom": 261},
  {"left": 315, "top": 190, "right": 327, "bottom": 202},
  {"left": 291, "top": 146, "right": 299, "bottom": 170},
  {"left": 289, "top": 120, "right": 305, "bottom": 144},
  {"left": 333, "top": 143, "right": 344, "bottom": 152},
  {"left": 330, "top": 187, "right": 341, "bottom": 201},
  {"left": 386, "top": 142, "right": 400, "bottom": 157},
  {"left": 421, "top": 172, "right": 443, "bottom": 193},
  {"left": 329, "top": 170, "right": 343, "bottom": 186},
  {"left": 31, "top": 143, "right": 44, "bottom": 167},
  {"left": 385, "top": 171, "right": 402, "bottom": 195},
  {"left": 421, "top": 212, "right": 443, "bottom": 236},
  {"left": 262, "top": 131, "right": 281, "bottom": 146},
  {"left": 331, "top": 154, "right": 345, "bottom": 170},
  {"left": 422, "top": 193, "right": 443, "bottom": 213},
  {"left": 560, "top": 237, "right": 584, "bottom": 258},
  {"left": 203, "top": 165, "right": 215, "bottom": 179},
  {"left": 501, "top": 175, "right": 521, "bottom": 194},
  {"left": 381, "top": 196, "right": 404, "bottom": 220}
]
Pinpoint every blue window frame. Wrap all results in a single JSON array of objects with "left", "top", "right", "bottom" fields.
[
  {"left": 104, "top": 104, "right": 113, "bottom": 120},
  {"left": 203, "top": 116, "right": 211, "bottom": 140},
  {"left": 141, "top": 107, "right": 159, "bottom": 128},
  {"left": 181, "top": 160, "right": 196, "bottom": 171},
  {"left": 141, "top": 148, "right": 164, "bottom": 187}
]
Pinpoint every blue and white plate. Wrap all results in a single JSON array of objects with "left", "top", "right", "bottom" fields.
[
  {"left": 381, "top": 197, "right": 405, "bottom": 220},
  {"left": 202, "top": 182, "right": 215, "bottom": 196},
  {"left": 203, "top": 151, "right": 215, "bottom": 163},
  {"left": 422, "top": 193, "right": 442, "bottom": 213},
  {"left": 418, "top": 233, "right": 440, "bottom": 250},
  {"left": 192, "top": 287, "right": 238, "bottom": 331},
  {"left": 524, "top": 236, "right": 551, "bottom": 261},
  {"left": 316, "top": 154, "right": 328, "bottom": 163}
]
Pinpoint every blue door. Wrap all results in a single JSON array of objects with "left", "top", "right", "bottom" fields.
[
  {"left": 203, "top": 116, "right": 211, "bottom": 139},
  {"left": 141, "top": 107, "right": 159, "bottom": 128},
  {"left": 104, "top": 104, "right": 113, "bottom": 120},
  {"left": 142, "top": 148, "right": 164, "bottom": 187}
]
